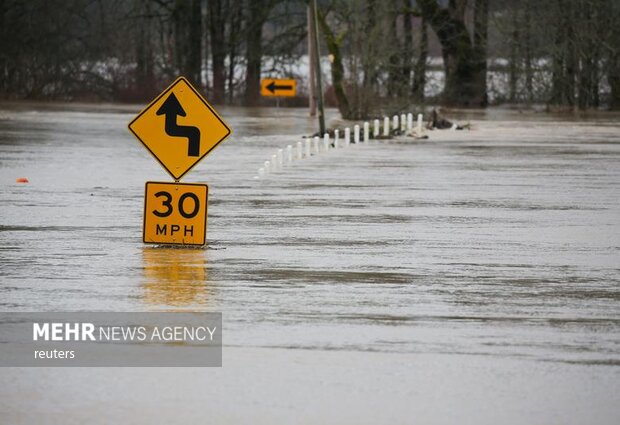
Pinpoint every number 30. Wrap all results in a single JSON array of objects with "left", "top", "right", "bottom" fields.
[{"left": 152, "top": 191, "right": 199, "bottom": 219}]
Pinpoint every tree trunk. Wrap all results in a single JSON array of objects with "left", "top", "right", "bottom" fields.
[
  {"left": 604, "top": 0, "right": 620, "bottom": 109},
  {"left": 578, "top": 1, "right": 600, "bottom": 110},
  {"left": 509, "top": 1, "right": 519, "bottom": 102},
  {"left": 473, "top": 0, "right": 488, "bottom": 106},
  {"left": 202, "top": 4, "right": 209, "bottom": 96},
  {"left": 386, "top": 4, "right": 400, "bottom": 97},
  {"left": 134, "top": 0, "right": 154, "bottom": 100},
  {"left": 227, "top": 1, "right": 242, "bottom": 104},
  {"left": 318, "top": 10, "right": 351, "bottom": 119},
  {"left": 0, "top": 0, "right": 6, "bottom": 96},
  {"left": 187, "top": 0, "right": 202, "bottom": 89},
  {"left": 412, "top": 16, "right": 427, "bottom": 102},
  {"left": 550, "top": 1, "right": 565, "bottom": 105},
  {"left": 418, "top": 0, "right": 486, "bottom": 107},
  {"left": 609, "top": 53, "right": 620, "bottom": 109},
  {"left": 173, "top": 0, "right": 189, "bottom": 76},
  {"left": 243, "top": 0, "right": 269, "bottom": 106},
  {"left": 307, "top": 6, "right": 316, "bottom": 116},
  {"left": 362, "top": 0, "right": 378, "bottom": 92},
  {"left": 564, "top": 1, "right": 576, "bottom": 107},
  {"left": 208, "top": 0, "right": 226, "bottom": 104},
  {"left": 523, "top": 0, "right": 533, "bottom": 103},
  {"left": 243, "top": 23, "right": 262, "bottom": 106},
  {"left": 401, "top": 0, "right": 413, "bottom": 98}
]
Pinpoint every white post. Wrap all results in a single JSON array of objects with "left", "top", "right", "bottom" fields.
[
  {"left": 392, "top": 115, "right": 399, "bottom": 132},
  {"left": 344, "top": 127, "right": 351, "bottom": 146},
  {"left": 354, "top": 124, "right": 360, "bottom": 144},
  {"left": 271, "top": 154, "right": 278, "bottom": 171},
  {"left": 373, "top": 119, "right": 380, "bottom": 138},
  {"left": 286, "top": 145, "right": 293, "bottom": 163},
  {"left": 334, "top": 129, "right": 340, "bottom": 148},
  {"left": 407, "top": 113, "right": 413, "bottom": 132},
  {"left": 383, "top": 117, "right": 390, "bottom": 137},
  {"left": 264, "top": 161, "right": 270, "bottom": 174},
  {"left": 305, "top": 139, "right": 311, "bottom": 158},
  {"left": 277, "top": 149, "right": 283, "bottom": 167},
  {"left": 323, "top": 133, "right": 330, "bottom": 151},
  {"left": 296, "top": 141, "right": 303, "bottom": 160},
  {"left": 313, "top": 136, "right": 319, "bottom": 155},
  {"left": 400, "top": 114, "right": 406, "bottom": 132},
  {"left": 363, "top": 122, "right": 369, "bottom": 142},
  {"left": 417, "top": 113, "right": 423, "bottom": 134}
]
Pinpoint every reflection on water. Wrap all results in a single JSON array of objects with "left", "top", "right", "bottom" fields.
[{"left": 141, "top": 247, "right": 210, "bottom": 307}]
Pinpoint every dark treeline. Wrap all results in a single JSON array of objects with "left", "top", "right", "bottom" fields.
[
  {"left": 320, "top": 0, "right": 620, "bottom": 118},
  {"left": 0, "top": 0, "right": 307, "bottom": 103},
  {"left": 0, "top": 0, "right": 618, "bottom": 115}
]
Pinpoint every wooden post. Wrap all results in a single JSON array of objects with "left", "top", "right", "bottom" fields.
[
  {"left": 307, "top": 7, "right": 317, "bottom": 117},
  {"left": 310, "top": 0, "right": 326, "bottom": 136}
]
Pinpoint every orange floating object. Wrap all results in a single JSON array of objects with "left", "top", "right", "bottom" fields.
[{"left": 16, "top": 177, "right": 29, "bottom": 183}]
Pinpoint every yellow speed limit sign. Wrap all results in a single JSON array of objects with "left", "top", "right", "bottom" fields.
[{"left": 143, "top": 181, "right": 208, "bottom": 246}]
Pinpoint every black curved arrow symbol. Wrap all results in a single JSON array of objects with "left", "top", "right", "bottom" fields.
[{"left": 156, "top": 92, "right": 201, "bottom": 157}]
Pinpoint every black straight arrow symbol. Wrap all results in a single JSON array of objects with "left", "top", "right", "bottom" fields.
[
  {"left": 156, "top": 93, "right": 201, "bottom": 157},
  {"left": 267, "top": 81, "right": 293, "bottom": 94}
]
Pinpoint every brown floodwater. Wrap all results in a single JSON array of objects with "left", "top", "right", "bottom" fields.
[{"left": 0, "top": 102, "right": 618, "bottom": 424}]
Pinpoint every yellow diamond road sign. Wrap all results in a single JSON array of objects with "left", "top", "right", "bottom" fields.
[{"left": 128, "top": 77, "right": 232, "bottom": 181}]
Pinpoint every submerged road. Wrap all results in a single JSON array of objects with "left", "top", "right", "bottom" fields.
[{"left": 0, "top": 103, "right": 619, "bottom": 424}]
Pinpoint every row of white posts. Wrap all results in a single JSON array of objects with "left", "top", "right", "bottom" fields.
[{"left": 257, "top": 113, "right": 424, "bottom": 178}]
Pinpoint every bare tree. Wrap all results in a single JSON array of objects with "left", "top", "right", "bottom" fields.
[
  {"left": 417, "top": 0, "right": 487, "bottom": 107},
  {"left": 2, "top": 0, "right": 617, "bottom": 111},
  {"left": 608, "top": 0, "right": 620, "bottom": 109},
  {"left": 207, "top": 0, "right": 227, "bottom": 103},
  {"left": 412, "top": 15, "right": 428, "bottom": 102},
  {"left": 243, "top": 0, "right": 266, "bottom": 106}
]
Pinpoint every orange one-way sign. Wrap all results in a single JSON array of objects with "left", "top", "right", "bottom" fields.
[{"left": 260, "top": 78, "right": 297, "bottom": 97}]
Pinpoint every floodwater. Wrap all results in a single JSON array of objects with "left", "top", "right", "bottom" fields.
[{"left": 0, "top": 102, "right": 619, "bottom": 424}]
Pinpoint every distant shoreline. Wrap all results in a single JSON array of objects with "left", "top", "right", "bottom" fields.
[{"left": 1, "top": 100, "right": 619, "bottom": 124}]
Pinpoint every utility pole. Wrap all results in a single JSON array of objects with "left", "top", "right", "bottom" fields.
[
  {"left": 307, "top": 6, "right": 316, "bottom": 117},
  {"left": 309, "top": 0, "right": 326, "bottom": 135}
]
